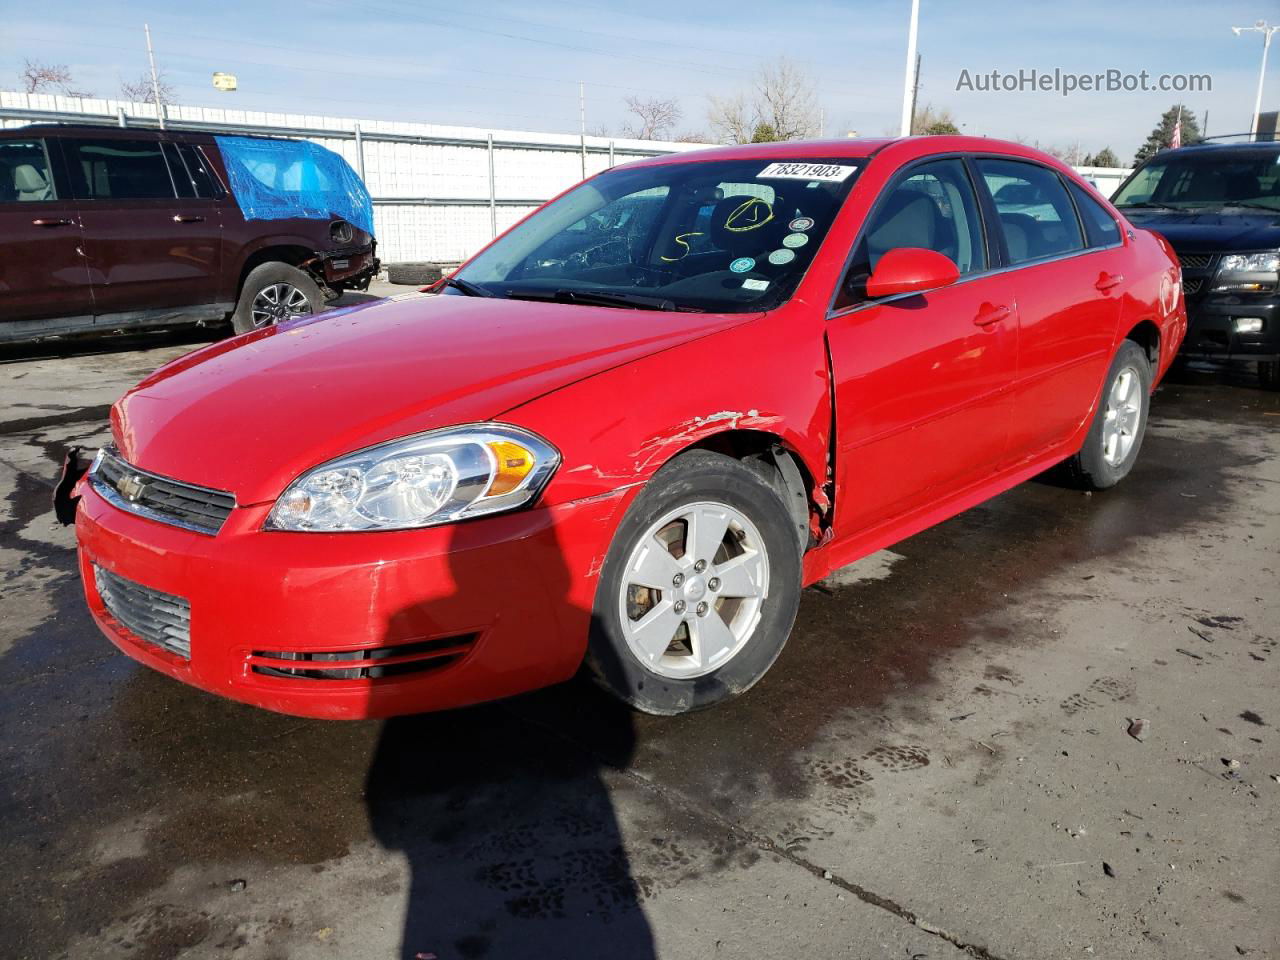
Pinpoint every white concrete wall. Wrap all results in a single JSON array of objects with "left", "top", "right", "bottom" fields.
[{"left": 1072, "top": 165, "right": 1134, "bottom": 199}]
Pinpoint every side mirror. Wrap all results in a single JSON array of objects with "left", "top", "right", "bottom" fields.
[{"left": 865, "top": 247, "right": 960, "bottom": 299}]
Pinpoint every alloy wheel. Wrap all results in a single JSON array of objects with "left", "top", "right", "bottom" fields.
[
  {"left": 251, "top": 282, "right": 312, "bottom": 328},
  {"left": 1102, "top": 365, "right": 1143, "bottom": 466},
  {"left": 617, "top": 500, "right": 770, "bottom": 679}
]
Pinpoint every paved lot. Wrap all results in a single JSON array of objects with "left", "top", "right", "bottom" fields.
[{"left": 1, "top": 311, "right": 1278, "bottom": 959}]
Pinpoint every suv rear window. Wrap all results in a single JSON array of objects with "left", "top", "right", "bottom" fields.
[
  {"left": 63, "top": 138, "right": 176, "bottom": 200},
  {"left": 162, "top": 141, "right": 224, "bottom": 199},
  {"left": 0, "top": 140, "right": 55, "bottom": 202}
]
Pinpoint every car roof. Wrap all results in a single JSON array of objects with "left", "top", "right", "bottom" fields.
[
  {"left": 1164, "top": 139, "right": 1280, "bottom": 155},
  {"left": 619, "top": 135, "right": 1078, "bottom": 173}
]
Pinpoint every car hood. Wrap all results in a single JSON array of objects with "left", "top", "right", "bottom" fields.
[
  {"left": 113, "top": 294, "right": 753, "bottom": 504},
  {"left": 1122, "top": 209, "right": 1280, "bottom": 252}
]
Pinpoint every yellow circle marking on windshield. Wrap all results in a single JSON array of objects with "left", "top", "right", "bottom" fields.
[
  {"left": 659, "top": 231, "right": 704, "bottom": 262},
  {"left": 724, "top": 197, "right": 775, "bottom": 232}
]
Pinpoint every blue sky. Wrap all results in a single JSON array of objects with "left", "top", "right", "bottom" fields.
[{"left": 1, "top": 0, "right": 1274, "bottom": 162}]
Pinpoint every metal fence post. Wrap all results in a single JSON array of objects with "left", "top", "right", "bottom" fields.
[
  {"left": 116, "top": 107, "right": 127, "bottom": 128},
  {"left": 353, "top": 122, "right": 366, "bottom": 182},
  {"left": 608, "top": 140, "right": 615, "bottom": 168},
  {"left": 487, "top": 133, "right": 497, "bottom": 238}
]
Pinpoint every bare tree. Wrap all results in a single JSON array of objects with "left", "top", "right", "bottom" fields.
[
  {"left": 621, "top": 96, "right": 682, "bottom": 141},
  {"left": 707, "top": 59, "right": 820, "bottom": 144},
  {"left": 120, "top": 72, "right": 175, "bottom": 105},
  {"left": 911, "top": 102, "right": 960, "bottom": 136},
  {"left": 22, "top": 59, "right": 93, "bottom": 97}
]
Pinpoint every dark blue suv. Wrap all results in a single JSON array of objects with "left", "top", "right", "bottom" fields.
[{"left": 1113, "top": 139, "right": 1280, "bottom": 389}]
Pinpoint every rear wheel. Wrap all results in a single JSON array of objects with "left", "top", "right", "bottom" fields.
[
  {"left": 1259, "top": 360, "right": 1280, "bottom": 391},
  {"left": 1061, "top": 340, "right": 1152, "bottom": 490},
  {"left": 232, "top": 262, "right": 325, "bottom": 334},
  {"left": 586, "top": 451, "right": 801, "bottom": 715}
]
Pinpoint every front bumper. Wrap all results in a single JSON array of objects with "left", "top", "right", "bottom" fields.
[
  {"left": 75, "top": 480, "right": 627, "bottom": 719},
  {"left": 1179, "top": 295, "right": 1280, "bottom": 362}
]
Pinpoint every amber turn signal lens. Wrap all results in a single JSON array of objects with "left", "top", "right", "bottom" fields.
[{"left": 486, "top": 440, "right": 536, "bottom": 495}]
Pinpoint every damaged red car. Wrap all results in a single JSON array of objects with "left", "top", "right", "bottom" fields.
[{"left": 73, "top": 137, "right": 1185, "bottom": 718}]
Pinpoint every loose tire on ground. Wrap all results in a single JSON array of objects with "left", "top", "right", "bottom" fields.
[
  {"left": 1060, "top": 340, "right": 1153, "bottom": 490},
  {"left": 386, "top": 262, "right": 444, "bottom": 286},
  {"left": 586, "top": 450, "right": 802, "bottom": 715},
  {"left": 232, "top": 262, "right": 326, "bottom": 335}
]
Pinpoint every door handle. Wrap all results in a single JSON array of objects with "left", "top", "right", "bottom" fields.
[
  {"left": 32, "top": 218, "right": 73, "bottom": 227},
  {"left": 1095, "top": 272, "right": 1124, "bottom": 292},
  {"left": 172, "top": 214, "right": 205, "bottom": 223},
  {"left": 973, "top": 303, "right": 1011, "bottom": 327}
]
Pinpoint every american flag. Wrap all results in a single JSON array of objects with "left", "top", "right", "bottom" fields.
[{"left": 1171, "top": 106, "right": 1183, "bottom": 149}]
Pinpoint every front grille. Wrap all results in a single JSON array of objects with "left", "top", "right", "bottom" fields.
[
  {"left": 91, "top": 447, "right": 234, "bottom": 535},
  {"left": 249, "top": 634, "right": 477, "bottom": 681},
  {"left": 94, "top": 566, "right": 191, "bottom": 658},
  {"left": 1183, "top": 278, "right": 1203, "bottom": 295},
  {"left": 1178, "top": 253, "right": 1216, "bottom": 269}
]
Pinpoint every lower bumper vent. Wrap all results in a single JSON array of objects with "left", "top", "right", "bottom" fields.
[
  {"left": 94, "top": 566, "right": 191, "bottom": 659},
  {"left": 249, "top": 635, "right": 477, "bottom": 681}
]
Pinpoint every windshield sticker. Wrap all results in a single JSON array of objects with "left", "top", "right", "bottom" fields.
[
  {"left": 724, "top": 197, "right": 775, "bottom": 232},
  {"left": 729, "top": 257, "right": 756, "bottom": 273},
  {"left": 782, "top": 232, "right": 810, "bottom": 249},
  {"left": 758, "top": 162, "right": 856, "bottom": 182},
  {"left": 742, "top": 278, "right": 770, "bottom": 291},
  {"left": 767, "top": 248, "right": 796, "bottom": 265},
  {"left": 789, "top": 216, "right": 815, "bottom": 232}
]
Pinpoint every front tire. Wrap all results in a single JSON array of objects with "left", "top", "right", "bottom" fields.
[
  {"left": 1061, "top": 340, "right": 1152, "bottom": 490},
  {"left": 586, "top": 450, "right": 802, "bottom": 715},
  {"left": 232, "top": 262, "right": 326, "bottom": 334}
]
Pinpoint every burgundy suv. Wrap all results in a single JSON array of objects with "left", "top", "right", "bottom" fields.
[{"left": 0, "top": 125, "right": 378, "bottom": 342}]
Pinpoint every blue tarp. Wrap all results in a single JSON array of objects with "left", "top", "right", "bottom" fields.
[{"left": 215, "top": 135, "right": 374, "bottom": 237}]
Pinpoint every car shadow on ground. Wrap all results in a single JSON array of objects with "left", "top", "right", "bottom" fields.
[{"left": 364, "top": 522, "right": 658, "bottom": 960}]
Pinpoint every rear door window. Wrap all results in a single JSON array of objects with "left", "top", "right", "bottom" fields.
[
  {"left": 1067, "top": 181, "right": 1121, "bottom": 248},
  {"left": 63, "top": 138, "right": 177, "bottom": 200},
  {"left": 179, "top": 143, "right": 225, "bottom": 198},
  {"left": 0, "top": 140, "right": 56, "bottom": 202},
  {"left": 976, "top": 158, "right": 1084, "bottom": 264}
]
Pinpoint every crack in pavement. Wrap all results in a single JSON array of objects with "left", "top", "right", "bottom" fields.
[{"left": 508, "top": 702, "right": 1010, "bottom": 960}]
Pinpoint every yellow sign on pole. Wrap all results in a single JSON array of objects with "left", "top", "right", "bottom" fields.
[{"left": 212, "top": 72, "right": 237, "bottom": 92}]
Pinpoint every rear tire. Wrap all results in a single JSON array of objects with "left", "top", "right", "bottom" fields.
[
  {"left": 232, "top": 262, "right": 326, "bottom": 335},
  {"left": 1259, "top": 360, "right": 1280, "bottom": 391},
  {"left": 586, "top": 450, "right": 802, "bottom": 715},
  {"left": 1061, "top": 340, "right": 1152, "bottom": 490}
]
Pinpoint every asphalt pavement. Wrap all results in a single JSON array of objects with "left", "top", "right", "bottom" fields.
[{"left": 1, "top": 312, "right": 1277, "bottom": 960}]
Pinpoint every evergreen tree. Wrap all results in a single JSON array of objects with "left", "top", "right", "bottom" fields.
[
  {"left": 1134, "top": 105, "right": 1201, "bottom": 165},
  {"left": 1086, "top": 146, "right": 1120, "bottom": 167},
  {"left": 750, "top": 122, "right": 780, "bottom": 143}
]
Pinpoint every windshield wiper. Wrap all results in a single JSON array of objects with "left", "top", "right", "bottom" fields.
[
  {"left": 1217, "top": 200, "right": 1280, "bottom": 212},
  {"left": 1117, "top": 201, "right": 1179, "bottom": 211},
  {"left": 441, "top": 276, "right": 495, "bottom": 297},
  {"left": 504, "top": 288, "right": 702, "bottom": 312}
]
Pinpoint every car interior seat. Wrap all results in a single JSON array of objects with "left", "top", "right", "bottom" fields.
[
  {"left": 13, "top": 164, "right": 52, "bottom": 201},
  {"left": 866, "top": 191, "right": 940, "bottom": 267}
]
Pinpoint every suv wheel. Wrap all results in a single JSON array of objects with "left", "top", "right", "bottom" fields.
[
  {"left": 232, "top": 262, "right": 326, "bottom": 334},
  {"left": 586, "top": 450, "right": 802, "bottom": 715},
  {"left": 1061, "top": 340, "right": 1152, "bottom": 490},
  {"left": 1259, "top": 360, "right": 1280, "bottom": 392}
]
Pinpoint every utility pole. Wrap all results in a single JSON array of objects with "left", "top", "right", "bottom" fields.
[
  {"left": 579, "top": 81, "right": 587, "bottom": 178},
  {"left": 1232, "top": 20, "right": 1277, "bottom": 136},
  {"left": 899, "top": 0, "right": 920, "bottom": 136},
  {"left": 144, "top": 23, "right": 165, "bottom": 129},
  {"left": 909, "top": 52, "right": 922, "bottom": 134}
]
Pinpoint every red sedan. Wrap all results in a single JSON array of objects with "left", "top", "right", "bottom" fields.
[{"left": 74, "top": 137, "right": 1185, "bottom": 718}]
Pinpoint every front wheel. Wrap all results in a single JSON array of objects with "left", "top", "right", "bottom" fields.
[
  {"left": 232, "top": 262, "right": 326, "bottom": 334},
  {"left": 586, "top": 450, "right": 802, "bottom": 715},
  {"left": 1061, "top": 340, "right": 1152, "bottom": 490}
]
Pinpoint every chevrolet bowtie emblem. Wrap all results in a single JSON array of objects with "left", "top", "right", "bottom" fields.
[{"left": 117, "top": 472, "right": 148, "bottom": 503}]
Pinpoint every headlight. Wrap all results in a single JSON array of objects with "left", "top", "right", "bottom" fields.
[
  {"left": 266, "top": 424, "right": 559, "bottom": 532},
  {"left": 1212, "top": 251, "right": 1279, "bottom": 293}
]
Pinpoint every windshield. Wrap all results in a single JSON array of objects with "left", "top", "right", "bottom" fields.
[
  {"left": 453, "top": 157, "right": 864, "bottom": 313},
  {"left": 1113, "top": 149, "right": 1280, "bottom": 212}
]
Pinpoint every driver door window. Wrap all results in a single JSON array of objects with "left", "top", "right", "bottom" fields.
[{"left": 839, "top": 158, "right": 986, "bottom": 308}]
